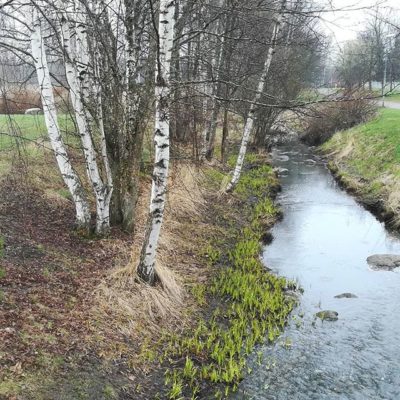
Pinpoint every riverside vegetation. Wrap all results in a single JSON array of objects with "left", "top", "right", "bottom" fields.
[
  {"left": 160, "top": 156, "right": 297, "bottom": 399},
  {"left": 0, "top": 134, "right": 297, "bottom": 399}
]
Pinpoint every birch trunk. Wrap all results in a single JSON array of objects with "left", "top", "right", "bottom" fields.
[
  {"left": 200, "top": 0, "right": 225, "bottom": 160},
  {"left": 31, "top": 9, "right": 91, "bottom": 230},
  {"left": 57, "top": 1, "right": 113, "bottom": 235},
  {"left": 226, "top": 0, "right": 286, "bottom": 192},
  {"left": 137, "top": 0, "right": 176, "bottom": 285},
  {"left": 106, "top": 0, "right": 144, "bottom": 232}
]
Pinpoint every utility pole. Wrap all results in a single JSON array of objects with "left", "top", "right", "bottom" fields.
[{"left": 382, "top": 33, "right": 396, "bottom": 107}]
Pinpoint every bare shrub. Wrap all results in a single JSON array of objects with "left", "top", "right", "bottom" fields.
[
  {"left": 0, "top": 86, "right": 70, "bottom": 114},
  {"left": 300, "top": 91, "right": 377, "bottom": 145},
  {"left": 0, "top": 87, "right": 41, "bottom": 114}
]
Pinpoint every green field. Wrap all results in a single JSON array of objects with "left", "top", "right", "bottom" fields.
[{"left": 0, "top": 114, "right": 75, "bottom": 151}]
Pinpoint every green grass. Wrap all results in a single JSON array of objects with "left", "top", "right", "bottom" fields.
[
  {"left": 322, "top": 108, "right": 400, "bottom": 181},
  {"left": 161, "top": 157, "right": 296, "bottom": 399},
  {"left": 0, "top": 114, "right": 75, "bottom": 151},
  {"left": 385, "top": 92, "right": 400, "bottom": 102}
]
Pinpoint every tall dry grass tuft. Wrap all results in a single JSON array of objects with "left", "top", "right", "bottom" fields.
[{"left": 93, "top": 163, "right": 212, "bottom": 359}]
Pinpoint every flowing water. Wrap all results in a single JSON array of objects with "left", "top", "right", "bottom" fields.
[{"left": 233, "top": 143, "right": 400, "bottom": 400}]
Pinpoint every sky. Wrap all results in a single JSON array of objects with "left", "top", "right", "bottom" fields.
[{"left": 321, "top": 0, "right": 400, "bottom": 45}]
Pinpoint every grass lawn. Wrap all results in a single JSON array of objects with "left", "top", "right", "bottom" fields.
[
  {"left": 0, "top": 114, "right": 75, "bottom": 151},
  {"left": 386, "top": 92, "right": 400, "bottom": 102}
]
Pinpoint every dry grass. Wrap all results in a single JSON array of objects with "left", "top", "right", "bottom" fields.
[
  {"left": 337, "top": 136, "right": 355, "bottom": 160},
  {"left": 93, "top": 163, "right": 214, "bottom": 364},
  {"left": 386, "top": 178, "right": 400, "bottom": 226}
]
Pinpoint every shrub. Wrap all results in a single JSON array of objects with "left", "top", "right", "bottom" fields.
[
  {"left": 0, "top": 86, "right": 70, "bottom": 114},
  {"left": 300, "top": 90, "right": 377, "bottom": 145}
]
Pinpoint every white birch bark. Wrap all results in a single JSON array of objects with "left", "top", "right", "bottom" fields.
[
  {"left": 31, "top": 8, "right": 91, "bottom": 229},
  {"left": 124, "top": 0, "right": 141, "bottom": 132},
  {"left": 93, "top": 28, "right": 114, "bottom": 232},
  {"left": 137, "top": 0, "right": 176, "bottom": 284},
  {"left": 226, "top": 0, "right": 286, "bottom": 192},
  {"left": 200, "top": 0, "right": 225, "bottom": 160},
  {"left": 57, "top": 1, "right": 112, "bottom": 235},
  {"left": 74, "top": 0, "right": 92, "bottom": 122}
]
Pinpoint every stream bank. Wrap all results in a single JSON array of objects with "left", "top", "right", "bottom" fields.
[
  {"left": 0, "top": 153, "right": 295, "bottom": 399},
  {"left": 321, "top": 108, "right": 400, "bottom": 232},
  {"left": 232, "top": 143, "right": 400, "bottom": 400}
]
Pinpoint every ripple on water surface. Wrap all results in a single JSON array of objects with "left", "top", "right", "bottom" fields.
[{"left": 232, "top": 144, "right": 400, "bottom": 400}]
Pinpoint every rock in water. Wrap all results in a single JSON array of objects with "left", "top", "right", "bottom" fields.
[
  {"left": 334, "top": 293, "right": 358, "bottom": 299},
  {"left": 276, "top": 155, "right": 290, "bottom": 162},
  {"left": 315, "top": 310, "right": 338, "bottom": 321},
  {"left": 367, "top": 254, "right": 400, "bottom": 271},
  {"left": 274, "top": 167, "right": 289, "bottom": 175},
  {"left": 305, "top": 158, "right": 316, "bottom": 165}
]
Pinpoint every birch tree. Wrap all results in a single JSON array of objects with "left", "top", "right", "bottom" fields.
[
  {"left": 137, "top": 0, "right": 176, "bottom": 285},
  {"left": 31, "top": 7, "right": 91, "bottom": 230},
  {"left": 226, "top": 0, "right": 287, "bottom": 192},
  {"left": 56, "top": 0, "right": 113, "bottom": 235},
  {"left": 200, "top": 0, "right": 226, "bottom": 160}
]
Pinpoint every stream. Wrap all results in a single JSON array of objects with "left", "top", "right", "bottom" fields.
[{"left": 233, "top": 143, "right": 400, "bottom": 400}]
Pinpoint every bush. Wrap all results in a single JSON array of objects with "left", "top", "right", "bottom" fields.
[
  {"left": 300, "top": 91, "right": 377, "bottom": 145},
  {"left": 0, "top": 86, "right": 70, "bottom": 114}
]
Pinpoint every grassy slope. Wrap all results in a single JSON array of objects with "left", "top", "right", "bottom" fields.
[{"left": 322, "top": 108, "right": 400, "bottom": 228}]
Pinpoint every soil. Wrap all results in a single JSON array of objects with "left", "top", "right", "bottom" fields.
[{"left": 0, "top": 176, "right": 136, "bottom": 399}]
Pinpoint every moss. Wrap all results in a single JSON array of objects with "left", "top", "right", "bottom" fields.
[
  {"left": 103, "top": 384, "right": 118, "bottom": 399},
  {"left": 162, "top": 155, "right": 295, "bottom": 399},
  {"left": 0, "top": 379, "right": 21, "bottom": 397}
]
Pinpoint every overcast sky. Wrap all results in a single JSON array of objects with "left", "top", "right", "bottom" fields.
[{"left": 321, "top": 0, "right": 400, "bottom": 44}]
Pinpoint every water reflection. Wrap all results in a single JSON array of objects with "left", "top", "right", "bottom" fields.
[{"left": 233, "top": 144, "right": 400, "bottom": 400}]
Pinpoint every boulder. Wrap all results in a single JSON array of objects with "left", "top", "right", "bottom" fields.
[
  {"left": 315, "top": 310, "right": 338, "bottom": 321},
  {"left": 334, "top": 293, "right": 358, "bottom": 299},
  {"left": 367, "top": 254, "right": 400, "bottom": 271},
  {"left": 273, "top": 167, "right": 289, "bottom": 175}
]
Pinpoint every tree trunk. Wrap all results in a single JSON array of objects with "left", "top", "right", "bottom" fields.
[
  {"left": 58, "top": 1, "right": 113, "bottom": 235},
  {"left": 201, "top": 0, "right": 225, "bottom": 160},
  {"left": 137, "top": 0, "right": 176, "bottom": 284},
  {"left": 220, "top": 106, "right": 229, "bottom": 163},
  {"left": 31, "top": 8, "right": 91, "bottom": 230},
  {"left": 226, "top": 0, "right": 286, "bottom": 192}
]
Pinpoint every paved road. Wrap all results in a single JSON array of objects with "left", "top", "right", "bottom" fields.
[{"left": 383, "top": 101, "right": 400, "bottom": 109}]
